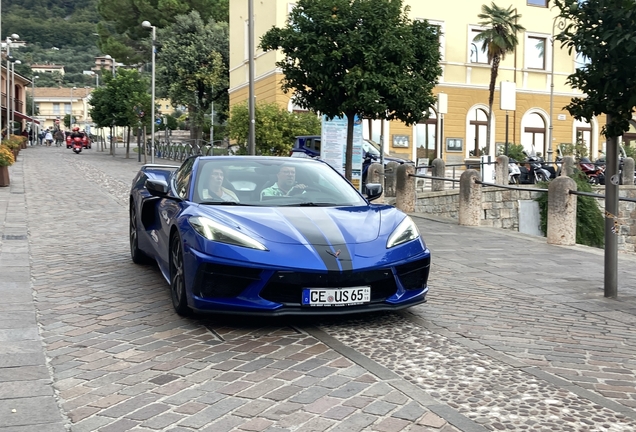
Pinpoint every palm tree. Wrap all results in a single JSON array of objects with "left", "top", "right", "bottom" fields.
[{"left": 473, "top": 3, "right": 525, "bottom": 156}]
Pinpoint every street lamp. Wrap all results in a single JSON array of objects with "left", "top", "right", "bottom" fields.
[
  {"left": 103, "top": 54, "right": 116, "bottom": 76},
  {"left": 548, "top": 16, "right": 567, "bottom": 163},
  {"left": 5, "top": 33, "right": 19, "bottom": 137},
  {"left": 142, "top": 20, "right": 156, "bottom": 163},
  {"left": 70, "top": 86, "right": 77, "bottom": 128},
  {"left": 10, "top": 60, "right": 21, "bottom": 131},
  {"left": 31, "top": 75, "right": 39, "bottom": 144}
]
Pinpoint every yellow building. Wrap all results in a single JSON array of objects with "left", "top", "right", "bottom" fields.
[
  {"left": 156, "top": 98, "right": 187, "bottom": 116},
  {"left": 33, "top": 87, "right": 93, "bottom": 131},
  {"left": 1, "top": 66, "right": 36, "bottom": 135},
  {"left": 229, "top": 0, "right": 604, "bottom": 163}
]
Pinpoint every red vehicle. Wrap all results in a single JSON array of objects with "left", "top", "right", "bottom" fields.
[
  {"left": 66, "top": 135, "right": 72, "bottom": 149},
  {"left": 71, "top": 137, "right": 83, "bottom": 154},
  {"left": 81, "top": 135, "right": 91, "bottom": 149}
]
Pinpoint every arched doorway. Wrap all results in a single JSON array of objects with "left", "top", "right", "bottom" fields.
[
  {"left": 467, "top": 107, "right": 488, "bottom": 157},
  {"left": 574, "top": 118, "right": 593, "bottom": 158},
  {"left": 415, "top": 108, "right": 437, "bottom": 160},
  {"left": 521, "top": 112, "right": 547, "bottom": 156}
]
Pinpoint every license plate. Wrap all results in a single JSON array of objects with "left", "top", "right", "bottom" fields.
[{"left": 302, "top": 287, "right": 370, "bottom": 306}]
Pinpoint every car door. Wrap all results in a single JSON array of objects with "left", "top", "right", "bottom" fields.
[{"left": 154, "top": 157, "right": 196, "bottom": 271}]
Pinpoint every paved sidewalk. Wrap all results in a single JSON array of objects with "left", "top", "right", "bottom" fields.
[{"left": 1, "top": 146, "right": 636, "bottom": 432}]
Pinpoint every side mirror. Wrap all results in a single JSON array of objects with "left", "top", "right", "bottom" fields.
[
  {"left": 364, "top": 183, "right": 383, "bottom": 202},
  {"left": 145, "top": 179, "right": 169, "bottom": 197}
]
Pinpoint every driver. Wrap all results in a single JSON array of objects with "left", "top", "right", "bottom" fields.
[
  {"left": 70, "top": 127, "right": 84, "bottom": 139},
  {"left": 202, "top": 167, "right": 239, "bottom": 202},
  {"left": 260, "top": 164, "right": 307, "bottom": 200}
]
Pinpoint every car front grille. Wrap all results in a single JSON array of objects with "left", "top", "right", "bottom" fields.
[
  {"left": 260, "top": 269, "right": 398, "bottom": 305},
  {"left": 194, "top": 264, "right": 262, "bottom": 298},
  {"left": 395, "top": 257, "right": 430, "bottom": 290}
]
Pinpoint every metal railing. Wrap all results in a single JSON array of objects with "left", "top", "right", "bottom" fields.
[{"left": 143, "top": 139, "right": 229, "bottom": 162}]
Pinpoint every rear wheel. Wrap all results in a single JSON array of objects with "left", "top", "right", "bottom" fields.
[
  {"left": 535, "top": 171, "right": 549, "bottom": 183},
  {"left": 170, "top": 232, "right": 192, "bottom": 316},
  {"left": 130, "top": 203, "right": 151, "bottom": 264}
]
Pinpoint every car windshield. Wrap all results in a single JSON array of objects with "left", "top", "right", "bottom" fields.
[{"left": 193, "top": 158, "right": 367, "bottom": 207}]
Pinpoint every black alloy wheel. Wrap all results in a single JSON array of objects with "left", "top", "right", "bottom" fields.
[
  {"left": 170, "top": 232, "right": 192, "bottom": 316},
  {"left": 130, "top": 203, "right": 151, "bottom": 264}
]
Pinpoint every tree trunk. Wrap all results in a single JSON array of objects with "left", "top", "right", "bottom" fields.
[
  {"left": 126, "top": 126, "right": 131, "bottom": 159},
  {"left": 345, "top": 113, "right": 355, "bottom": 181},
  {"left": 486, "top": 55, "right": 501, "bottom": 156}
]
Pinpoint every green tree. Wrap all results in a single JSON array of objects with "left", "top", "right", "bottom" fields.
[
  {"left": 554, "top": 0, "right": 636, "bottom": 297},
  {"left": 260, "top": 0, "right": 442, "bottom": 180},
  {"left": 473, "top": 3, "right": 524, "bottom": 156},
  {"left": 96, "top": 0, "right": 228, "bottom": 65},
  {"left": 156, "top": 11, "right": 228, "bottom": 141},
  {"left": 89, "top": 69, "right": 152, "bottom": 156},
  {"left": 228, "top": 102, "right": 321, "bottom": 156}
]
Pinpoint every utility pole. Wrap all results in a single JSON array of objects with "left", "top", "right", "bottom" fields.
[{"left": 248, "top": 0, "right": 256, "bottom": 155}]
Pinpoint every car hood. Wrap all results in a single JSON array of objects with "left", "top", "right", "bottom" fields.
[{"left": 196, "top": 206, "right": 383, "bottom": 245}]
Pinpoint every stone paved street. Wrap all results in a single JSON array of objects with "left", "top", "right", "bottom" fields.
[{"left": 1, "top": 145, "right": 636, "bottom": 431}]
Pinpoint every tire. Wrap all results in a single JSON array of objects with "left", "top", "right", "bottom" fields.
[
  {"left": 588, "top": 176, "right": 599, "bottom": 185},
  {"left": 170, "top": 232, "right": 192, "bottom": 316},
  {"left": 535, "top": 171, "right": 548, "bottom": 183},
  {"left": 130, "top": 203, "right": 152, "bottom": 264}
]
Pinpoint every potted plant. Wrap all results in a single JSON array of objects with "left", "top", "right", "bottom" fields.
[
  {"left": 0, "top": 144, "right": 15, "bottom": 187},
  {"left": 3, "top": 136, "right": 22, "bottom": 159}
]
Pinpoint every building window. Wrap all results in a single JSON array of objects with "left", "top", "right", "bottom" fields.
[
  {"left": 53, "top": 103, "right": 60, "bottom": 115},
  {"left": 415, "top": 109, "right": 438, "bottom": 159},
  {"left": 469, "top": 28, "right": 487, "bottom": 64},
  {"left": 417, "top": 19, "right": 445, "bottom": 61},
  {"left": 363, "top": 119, "right": 383, "bottom": 144},
  {"left": 469, "top": 108, "right": 488, "bottom": 157},
  {"left": 65, "top": 103, "right": 71, "bottom": 114},
  {"left": 526, "top": 35, "right": 547, "bottom": 70},
  {"left": 522, "top": 113, "right": 546, "bottom": 156},
  {"left": 527, "top": 0, "right": 548, "bottom": 6}
]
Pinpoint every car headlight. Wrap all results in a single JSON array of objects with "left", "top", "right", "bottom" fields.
[
  {"left": 189, "top": 216, "right": 268, "bottom": 251},
  {"left": 386, "top": 216, "right": 420, "bottom": 248}
]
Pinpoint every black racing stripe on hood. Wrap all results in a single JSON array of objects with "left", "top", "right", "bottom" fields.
[
  {"left": 299, "top": 209, "right": 353, "bottom": 272},
  {"left": 277, "top": 208, "right": 342, "bottom": 271}
]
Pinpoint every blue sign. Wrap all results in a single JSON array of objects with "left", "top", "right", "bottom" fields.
[{"left": 155, "top": 118, "right": 162, "bottom": 125}]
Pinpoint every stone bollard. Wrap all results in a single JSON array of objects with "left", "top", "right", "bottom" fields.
[
  {"left": 547, "top": 176, "right": 577, "bottom": 245},
  {"left": 367, "top": 163, "right": 385, "bottom": 203},
  {"left": 395, "top": 163, "right": 416, "bottom": 213},
  {"left": 458, "top": 169, "right": 481, "bottom": 226},
  {"left": 622, "top": 157, "right": 635, "bottom": 185},
  {"left": 561, "top": 156, "right": 575, "bottom": 177},
  {"left": 384, "top": 161, "right": 400, "bottom": 197},
  {"left": 432, "top": 158, "right": 445, "bottom": 191},
  {"left": 496, "top": 155, "right": 509, "bottom": 185}
]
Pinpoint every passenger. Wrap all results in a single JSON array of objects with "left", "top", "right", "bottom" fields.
[
  {"left": 260, "top": 164, "right": 306, "bottom": 200},
  {"left": 202, "top": 167, "right": 239, "bottom": 202}
]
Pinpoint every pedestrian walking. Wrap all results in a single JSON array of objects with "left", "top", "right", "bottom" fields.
[
  {"left": 54, "top": 130, "right": 65, "bottom": 147},
  {"left": 28, "top": 129, "right": 34, "bottom": 146},
  {"left": 38, "top": 131, "right": 45, "bottom": 146},
  {"left": 44, "top": 130, "right": 54, "bottom": 147}
]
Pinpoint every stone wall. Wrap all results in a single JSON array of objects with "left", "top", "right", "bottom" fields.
[{"left": 400, "top": 183, "right": 636, "bottom": 254}]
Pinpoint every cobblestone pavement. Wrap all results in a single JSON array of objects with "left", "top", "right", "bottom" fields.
[{"left": 0, "top": 146, "right": 635, "bottom": 431}]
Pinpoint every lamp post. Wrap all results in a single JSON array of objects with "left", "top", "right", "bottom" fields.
[
  {"left": 5, "top": 33, "right": 19, "bottom": 137},
  {"left": 549, "top": 16, "right": 567, "bottom": 163},
  {"left": 142, "top": 20, "right": 156, "bottom": 163},
  {"left": 104, "top": 54, "right": 116, "bottom": 76},
  {"left": 70, "top": 86, "right": 77, "bottom": 128},
  {"left": 31, "top": 75, "right": 38, "bottom": 144},
  {"left": 248, "top": 0, "right": 256, "bottom": 155}
]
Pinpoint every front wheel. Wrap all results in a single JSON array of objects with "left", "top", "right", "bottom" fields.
[
  {"left": 170, "top": 232, "right": 192, "bottom": 316},
  {"left": 130, "top": 204, "right": 151, "bottom": 264},
  {"left": 535, "top": 171, "right": 549, "bottom": 183}
]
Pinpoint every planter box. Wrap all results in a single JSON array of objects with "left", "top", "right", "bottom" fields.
[{"left": 0, "top": 165, "right": 9, "bottom": 187}]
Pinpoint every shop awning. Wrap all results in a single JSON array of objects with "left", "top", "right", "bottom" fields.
[{"left": 13, "top": 111, "right": 41, "bottom": 124}]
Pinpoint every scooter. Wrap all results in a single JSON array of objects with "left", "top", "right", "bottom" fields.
[
  {"left": 579, "top": 157, "right": 604, "bottom": 185},
  {"left": 72, "top": 137, "right": 83, "bottom": 154},
  {"left": 521, "top": 152, "right": 552, "bottom": 184},
  {"left": 508, "top": 158, "right": 521, "bottom": 184}
]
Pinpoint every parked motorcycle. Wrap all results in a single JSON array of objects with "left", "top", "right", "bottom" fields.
[
  {"left": 71, "top": 137, "right": 83, "bottom": 154},
  {"left": 520, "top": 152, "right": 552, "bottom": 184},
  {"left": 508, "top": 158, "right": 521, "bottom": 184},
  {"left": 579, "top": 157, "right": 605, "bottom": 185}
]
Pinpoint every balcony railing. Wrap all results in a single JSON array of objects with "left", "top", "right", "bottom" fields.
[{"left": 36, "top": 109, "right": 84, "bottom": 118}]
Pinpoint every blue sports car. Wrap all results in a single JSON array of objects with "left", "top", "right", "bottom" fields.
[{"left": 129, "top": 156, "right": 430, "bottom": 316}]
